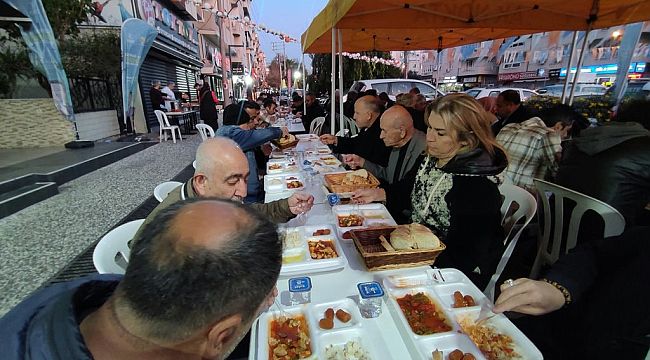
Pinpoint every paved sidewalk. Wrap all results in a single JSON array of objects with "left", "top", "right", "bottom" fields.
[{"left": 0, "top": 135, "right": 201, "bottom": 316}]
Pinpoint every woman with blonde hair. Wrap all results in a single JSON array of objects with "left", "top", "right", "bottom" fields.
[{"left": 353, "top": 93, "right": 507, "bottom": 287}]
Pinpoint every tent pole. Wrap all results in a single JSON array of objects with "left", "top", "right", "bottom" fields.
[
  {"left": 561, "top": 31, "right": 579, "bottom": 104},
  {"left": 568, "top": 27, "right": 592, "bottom": 106},
  {"left": 302, "top": 53, "right": 307, "bottom": 115},
  {"left": 338, "top": 29, "right": 344, "bottom": 135},
  {"left": 331, "top": 28, "right": 336, "bottom": 135}
]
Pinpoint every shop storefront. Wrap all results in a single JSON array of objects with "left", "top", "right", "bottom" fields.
[
  {"left": 458, "top": 75, "right": 497, "bottom": 90},
  {"left": 559, "top": 62, "right": 647, "bottom": 85},
  {"left": 132, "top": 0, "right": 202, "bottom": 131},
  {"left": 498, "top": 69, "right": 549, "bottom": 89}
]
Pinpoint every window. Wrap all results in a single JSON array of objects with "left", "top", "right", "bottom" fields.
[
  {"left": 489, "top": 91, "right": 501, "bottom": 97},
  {"left": 415, "top": 83, "right": 435, "bottom": 95},
  {"left": 351, "top": 81, "right": 366, "bottom": 93},
  {"left": 466, "top": 89, "right": 481, "bottom": 98},
  {"left": 388, "top": 82, "right": 414, "bottom": 95},
  {"left": 522, "top": 90, "right": 535, "bottom": 100},
  {"left": 371, "top": 83, "right": 389, "bottom": 94}
]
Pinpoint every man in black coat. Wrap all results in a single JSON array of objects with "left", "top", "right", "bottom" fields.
[
  {"left": 299, "top": 93, "right": 325, "bottom": 131},
  {"left": 319, "top": 95, "right": 391, "bottom": 167},
  {"left": 493, "top": 90, "right": 533, "bottom": 134}
]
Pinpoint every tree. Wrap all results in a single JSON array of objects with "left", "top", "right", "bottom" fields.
[
  {"left": 308, "top": 52, "right": 401, "bottom": 95},
  {"left": 266, "top": 54, "right": 299, "bottom": 89},
  {"left": 1, "top": 0, "right": 94, "bottom": 41}
]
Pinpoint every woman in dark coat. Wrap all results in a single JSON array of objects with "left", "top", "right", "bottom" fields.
[{"left": 198, "top": 83, "right": 218, "bottom": 130}]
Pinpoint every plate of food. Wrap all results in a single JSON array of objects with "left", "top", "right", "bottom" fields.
[
  {"left": 265, "top": 174, "right": 305, "bottom": 194},
  {"left": 273, "top": 134, "right": 299, "bottom": 149},
  {"left": 278, "top": 225, "right": 347, "bottom": 276},
  {"left": 296, "top": 134, "right": 320, "bottom": 141},
  {"left": 324, "top": 170, "right": 380, "bottom": 194},
  {"left": 332, "top": 204, "right": 397, "bottom": 240},
  {"left": 380, "top": 268, "right": 542, "bottom": 360}
]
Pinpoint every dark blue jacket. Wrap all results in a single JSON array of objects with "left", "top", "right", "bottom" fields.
[
  {"left": 216, "top": 125, "right": 282, "bottom": 203},
  {"left": 0, "top": 274, "right": 122, "bottom": 360}
]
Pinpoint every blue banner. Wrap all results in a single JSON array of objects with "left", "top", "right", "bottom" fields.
[
  {"left": 4, "top": 0, "right": 75, "bottom": 123},
  {"left": 613, "top": 22, "right": 643, "bottom": 105},
  {"left": 460, "top": 44, "right": 478, "bottom": 60},
  {"left": 121, "top": 18, "right": 157, "bottom": 129}
]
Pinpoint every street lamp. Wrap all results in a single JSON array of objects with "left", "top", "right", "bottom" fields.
[
  {"left": 294, "top": 70, "right": 302, "bottom": 80},
  {"left": 612, "top": 30, "right": 622, "bottom": 39},
  {"left": 244, "top": 75, "right": 253, "bottom": 86}
]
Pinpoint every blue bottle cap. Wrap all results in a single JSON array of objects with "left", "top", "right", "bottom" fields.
[
  {"left": 357, "top": 281, "right": 384, "bottom": 299},
  {"left": 289, "top": 277, "right": 312, "bottom": 292},
  {"left": 327, "top": 193, "right": 340, "bottom": 206}
]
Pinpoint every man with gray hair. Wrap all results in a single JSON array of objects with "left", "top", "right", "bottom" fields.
[
  {"left": 1, "top": 198, "right": 283, "bottom": 359},
  {"left": 135, "top": 137, "right": 313, "bottom": 238},
  {"left": 161, "top": 81, "right": 176, "bottom": 110},
  {"left": 320, "top": 95, "right": 391, "bottom": 166},
  {"left": 149, "top": 80, "right": 167, "bottom": 111}
]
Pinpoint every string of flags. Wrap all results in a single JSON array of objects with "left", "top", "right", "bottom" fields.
[
  {"left": 200, "top": 3, "right": 298, "bottom": 43},
  {"left": 341, "top": 52, "right": 402, "bottom": 68}
]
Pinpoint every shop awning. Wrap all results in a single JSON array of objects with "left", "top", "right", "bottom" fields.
[{"left": 302, "top": 0, "right": 650, "bottom": 53}]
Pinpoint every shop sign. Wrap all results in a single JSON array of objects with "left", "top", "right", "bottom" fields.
[
  {"left": 560, "top": 62, "right": 642, "bottom": 77},
  {"left": 136, "top": 0, "right": 198, "bottom": 54},
  {"left": 548, "top": 68, "right": 561, "bottom": 78},
  {"left": 232, "top": 64, "right": 244, "bottom": 75},
  {"left": 442, "top": 76, "right": 457, "bottom": 83},
  {"left": 498, "top": 71, "right": 546, "bottom": 81},
  {"left": 463, "top": 76, "right": 478, "bottom": 83}
]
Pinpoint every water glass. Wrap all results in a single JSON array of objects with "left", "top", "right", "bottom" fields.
[
  {"left": 357, "top": 281, "right": 384, "bottom": 318},
  {"left": 289, "top": 277, "right": 312, "bottom": 305}
]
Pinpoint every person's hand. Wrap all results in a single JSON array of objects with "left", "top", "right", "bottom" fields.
[
  {"left": 351, "top": 188, "right": 386, "bottom": 204},
  {"left": 288, "top": 192, "right": 314, "bottom": 215},
  {"left": 342, "top": 154, "right": 365, "bottom": 169},
  {"left": 281, "top": 126, "right": 289, "bottom": 137},
  {"left": 261, "top": 143, "right": 273, "bottom": 156},
  {"left": 493, "top": 278, "right": 566, "bottom": 315},
  {"left": 296, "top": 111, "right": 303, "bottom": 118},
  {"left": 320, "top": 134, "right": 338, "bottom": 146}
]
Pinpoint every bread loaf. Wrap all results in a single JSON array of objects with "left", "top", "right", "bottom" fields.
[{"left": 389, "top": 223, "right": 440, "bottom": 250}]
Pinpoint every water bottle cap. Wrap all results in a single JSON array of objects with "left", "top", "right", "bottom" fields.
[
  {"left": 289, "top": 277, "right": 312, "bottom": 292},
  {"left": 357, "top": 281, "right": 384, "bottom": 299}
]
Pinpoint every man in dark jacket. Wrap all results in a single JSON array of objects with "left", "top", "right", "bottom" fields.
[
  {"left": 299, "top": 93, "right": 326, "bottom": 131},
  {"left": 0, "top": 198, "right": 282, "bottom": 360},
  {"left": 493, "top": 89, "right": 533, "bottom": 134},
  {"left": 319, "top": 95, "right": 391, "bottom": 167},
  {"left": 555, "top": 99, "right": 650, "bottom": 226},
  {"left": 197, "top": 82, "right": 219, "bottom": 130},
  {"left": 149, "top": 80, "right": 167, "bottom": 112}
]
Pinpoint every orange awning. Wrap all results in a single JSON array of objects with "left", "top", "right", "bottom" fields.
[{"left": 302, "top": 0, "right": 650, "bottom": 53}]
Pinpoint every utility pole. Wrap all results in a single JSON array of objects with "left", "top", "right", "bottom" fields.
[{"left": 272, "top": 41, "right": 285, "bottom": 94}]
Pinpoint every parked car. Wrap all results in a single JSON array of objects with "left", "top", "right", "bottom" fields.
[
  {"left": 604, "top": 78, "right": 650, "bottom": 100},
  {"left": 346, "top": 79, "right": 445, "bottom": 101},
  {"left": 464, "top": 87, "right": 539, "bottom": 101},
  {"left": 537, "top": 83, "right": 607, "bottom": 97}
]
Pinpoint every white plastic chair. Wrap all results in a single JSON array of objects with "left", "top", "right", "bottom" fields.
[
  {"left": 335, "top": 128, "right": 350, "bottom": 137},
  {"left": 154, "top": 110, "right": 182, "bottom": 143},
  {"left": 530, "top": 178, "right": 626, "bottom": 278},
  {"left": 484, "top": 183, "right": 537, "bottom": 301},
  {"left": 92, "top": 219, "right": 145, "bottom": 274},
  {"left": 342, "top": 115, "right": 359, "bottom": 136},
  {"left": 310, "top": 116, "right": 326, "bottom": 134},
  {"left": 195, "top": 123, "right": 215, "bottom": 141},
  {"left": 153, "top": 181, "right": 182, "bottom": 202},
  {"left": 192, "top": 160, "right": 196, "bottom": 169}
]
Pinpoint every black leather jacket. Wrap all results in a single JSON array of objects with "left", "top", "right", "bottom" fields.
[{"left": 556, "top": 123, "right": 650, "bottom": 226}]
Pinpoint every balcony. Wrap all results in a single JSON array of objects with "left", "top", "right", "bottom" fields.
[{"left": 458, "top": 62, "right": 498, "bottom": 76}]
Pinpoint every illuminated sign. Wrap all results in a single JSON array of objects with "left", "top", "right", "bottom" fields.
[{"left": 560, "top": 62, "right": 644, "bottom": 77}]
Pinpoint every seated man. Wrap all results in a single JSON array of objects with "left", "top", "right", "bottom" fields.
[
  {"left": 556, "top": 99, "right": 650, "bottom": 226},
  {"left": 320, "top": 95, "right": 391, "bottom": 167},
  {"left": 493, "top": 90, "right": 533, "bottom": 134},
  {"left": 137, "top": 138, "right": 313, "bottom": 239},
  {"left": 342, "top": 105, "right": 426, "bottom": 222},
  {"left": 298, "top": 93, "right": 326, "bottom": 131},
  {"left": 496, "top": 104, "right": 576, "bottom": 194},
  {"left": 222, "top": 100, "right": 260, "bottom": 125},
  {"left": 260, "top": 98, "right": 278, "bottom": 124},
  {"left": 0, "top": 198, "right": 282, "bottom": 359}
]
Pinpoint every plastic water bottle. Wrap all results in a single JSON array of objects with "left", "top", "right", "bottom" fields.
[
  {"left": 357, "top": 281, "right": 384, "bottom": 318},
  {"left": 289, "top": 277, "right": 312, "bottom": 305}
]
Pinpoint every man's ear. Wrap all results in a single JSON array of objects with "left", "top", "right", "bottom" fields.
[
  {"left": 203, "top": 314, "right": 243, "bottom": 359},
  {"left": 192, "top": 175, "right": 207, "bottom": 197}
]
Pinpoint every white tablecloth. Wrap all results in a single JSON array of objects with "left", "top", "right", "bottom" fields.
[{"left": 272, "top": 117, "right": 306, "bottom": 133}]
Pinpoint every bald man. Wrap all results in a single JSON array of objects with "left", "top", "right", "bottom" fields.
[
  {"left": 320, "top": 95, "right": 391, "bottom": 166},
  {"left": 1, "top": 198, "right": 282, "bottom": 359},
  {"left": 345, "top": 105, "right": 426, "bottom": 224},
  {"left": 136, "top": 137, "right": 313, "bottom": 239}
]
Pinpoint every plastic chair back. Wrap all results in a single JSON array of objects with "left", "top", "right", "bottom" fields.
[
  {"left": 154, "top": 110, "right": 171, "bottom": 127},
  {"left": 195, "top": 123, "right": 215, "bottom": 141},
  {"left": 484, "top": 183, "right": 537, "bottom": 301},
  {"left": 530, "top": 178, "right": 625, "bottom": 278},
  {"left": 343, "top": 115, "right": 359, "bottom": 136},
  {"left": 154, "top": 181, "right": 182, "bottom": 202},
  {"left": 93, "top": 219, "right": 145, "bottom": 274},
  {"left": 310, "top": 116, "right": 326, "bottom": 134}
]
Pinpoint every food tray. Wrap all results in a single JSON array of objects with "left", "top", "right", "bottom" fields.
[
  {"left": 332, "top": 204, "right": 397, "bottom": 241},
  {"left": 324, "top": 171, "right": 380, "bottom": 194},
  {"left": 257, "top": 298, "right": 389, "bottom": 360},
  {"left": 272, "top": 137, "right": 299, "bottom": 150},
  {"left": 267, "top": 158, "right": 300, "bottom": 174},
  {"left": 382, "top": 268, "right": 543, "bottom": 360},
  {"left": 279, "top": 225, "right": 347, "bottom": 276},
  {"left": 296, "top": 133, "right": 320, "bottom": 141},
  {"left": 350, "top": 227, "right": 446, "bottom": 271},
  {"left": 264, "top": 174, "right": 305, "bottom": 194}
]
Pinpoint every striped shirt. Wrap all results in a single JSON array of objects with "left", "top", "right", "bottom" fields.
[{"left": 496, "top": 117, "right": 561, "bottom": 192}]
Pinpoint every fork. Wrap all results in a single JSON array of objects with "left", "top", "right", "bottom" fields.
[{"left": 475, "top": 301, "right": 497, "bottom": 325}]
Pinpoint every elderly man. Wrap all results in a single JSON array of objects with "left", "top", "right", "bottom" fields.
[
  {"left": 344, "top": 106, "right": 426, "bottom": 223},
  {"left": 1, "top": 198, "right": 282, "bottom": 359},
  {"left": 136, "top": 137, "right": 312, "bottom": 238},
  {"left": 298, "top": 92, "right": 325, "bottom": 131},
  {"left": 320, "top": 95, "right": 391, "bottom": 166},
  {"left": 493, "top": 90, "right": 533, "bottom": 134}
]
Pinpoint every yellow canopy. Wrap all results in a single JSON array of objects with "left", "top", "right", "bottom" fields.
[{"left": 302, "top": 0, "right": 650, "bottom": 53}]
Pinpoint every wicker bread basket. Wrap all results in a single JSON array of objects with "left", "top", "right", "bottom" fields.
[
  {"left": 324, "top": 172, "right": 380, "bottom": 193},
  {"left": 272, "top": 137, "right": 299, "bottom": 150},
  {"left": 350, "top": 226, "right": 446, "bottom": 271}
]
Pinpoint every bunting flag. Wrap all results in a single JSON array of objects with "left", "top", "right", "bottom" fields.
[
  {"left": 548, "top": 31, "right": 561, "bottom": 49},
  {"left": 460, "top": 44, "right": 478, "bottom": 60},
  {"left": 487, "top": 40, "right": 501, "bottom": 60},
  {"left": 5, "top": 0, "right": 75, "bottom": 122},
  {"left": 340, "top": 52, "right": 402, "bottom": 67},
  {"left": 203, "top": 4, "right": 299, "bottom": 43}
]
